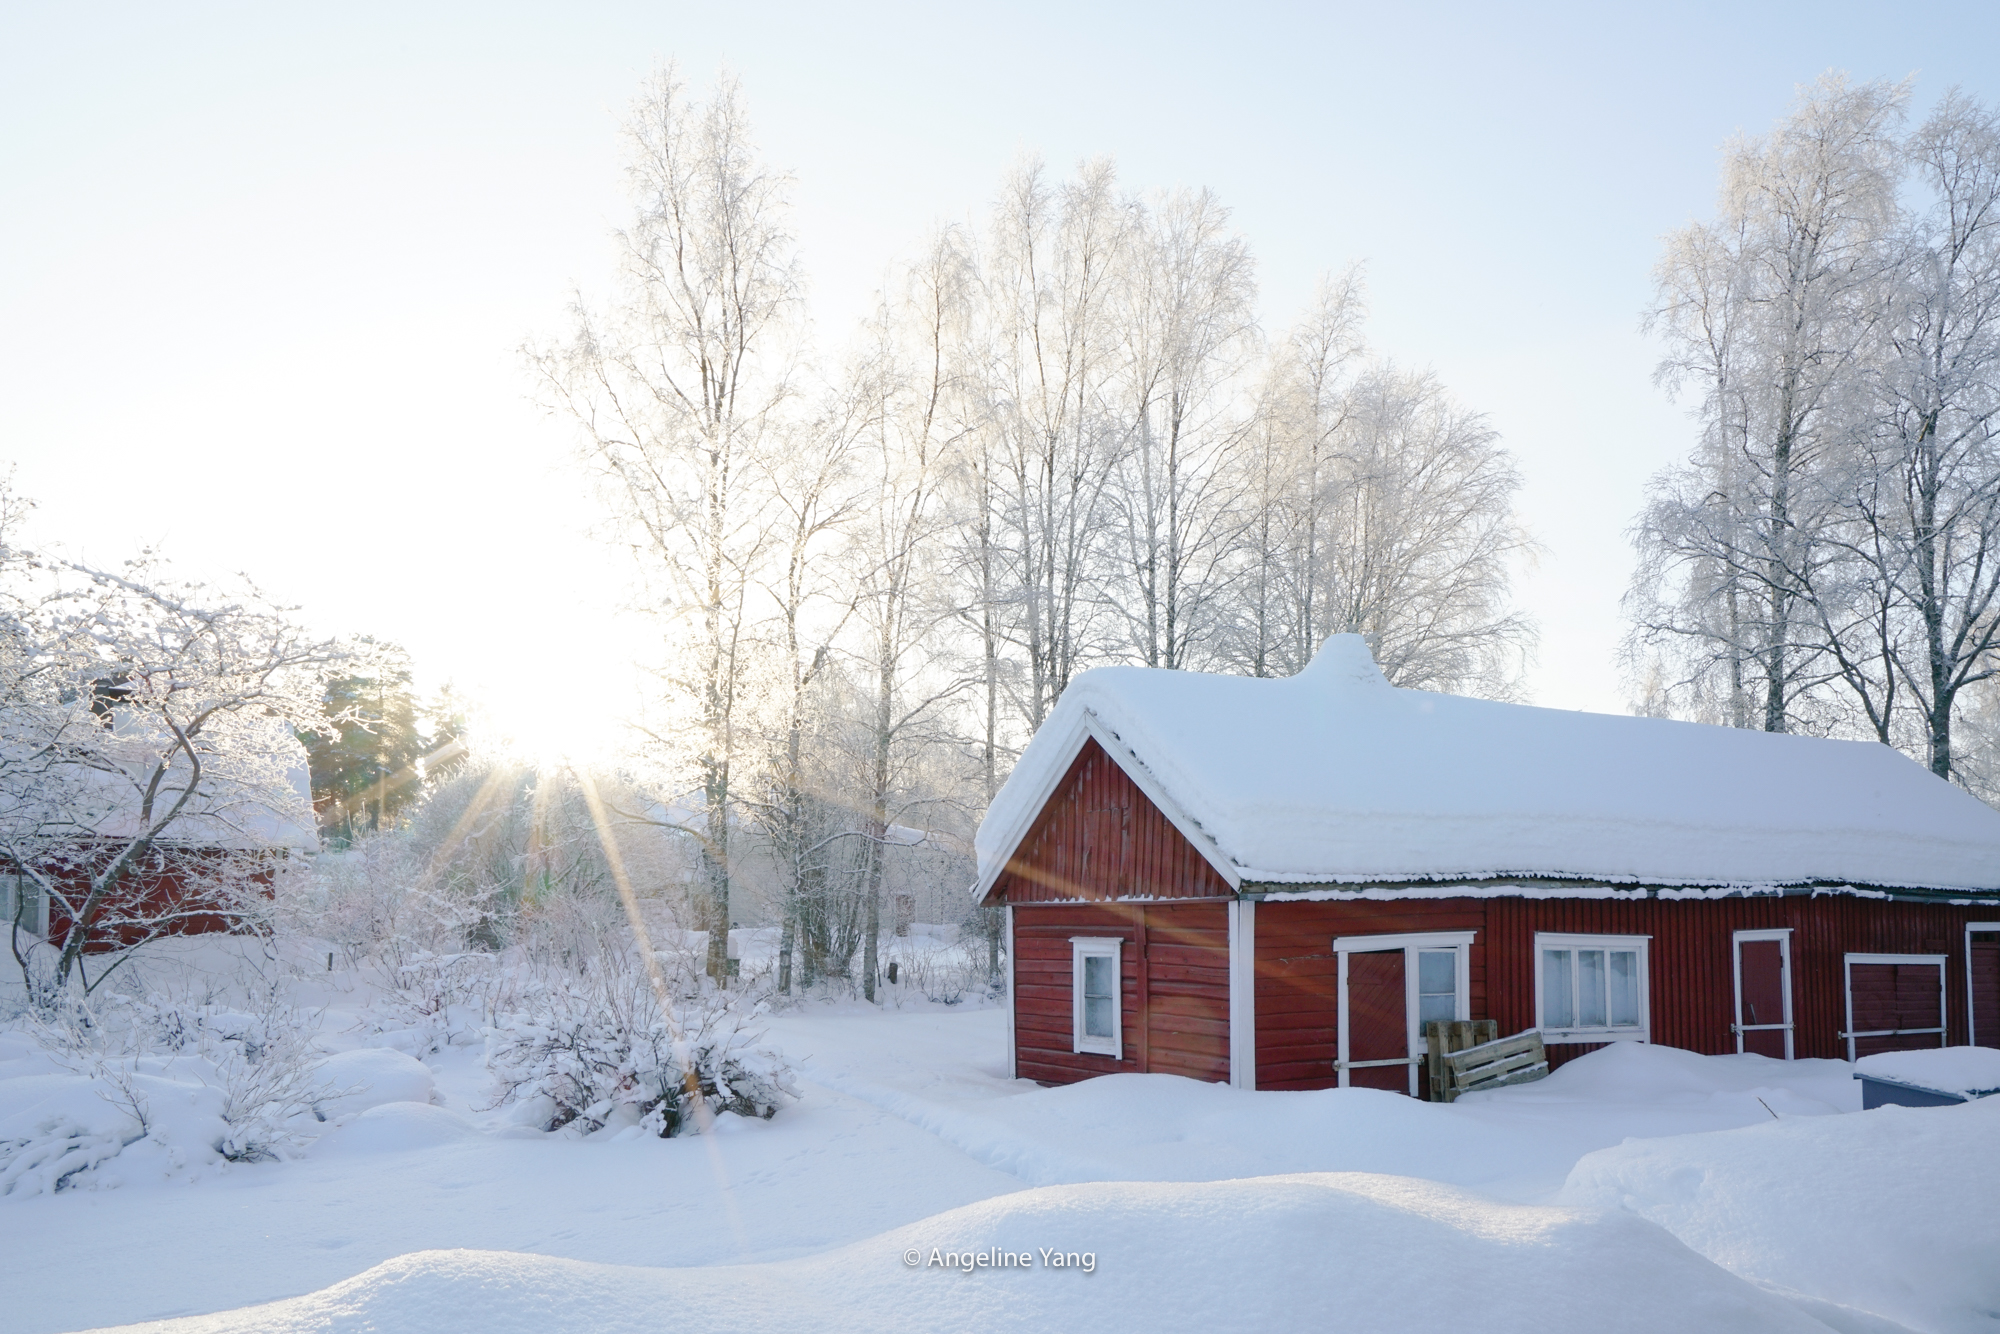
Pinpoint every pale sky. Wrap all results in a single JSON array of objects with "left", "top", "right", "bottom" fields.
[{"left": 7, "top": 2, "right": 2000, "bottom": 751}]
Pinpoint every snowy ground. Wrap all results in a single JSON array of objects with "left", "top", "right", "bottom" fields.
[{"left": 3, "top": 945, "right": 1996, "bottom": 1334}]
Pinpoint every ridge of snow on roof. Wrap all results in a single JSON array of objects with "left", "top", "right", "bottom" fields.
[{"left": 975, "top": 634, "right": 2000, "bottom": 896}]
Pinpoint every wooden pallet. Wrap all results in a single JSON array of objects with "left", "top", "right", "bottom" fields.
[{"left": 1425, "top": 1022, "right": 1548, "bottom": 1102}]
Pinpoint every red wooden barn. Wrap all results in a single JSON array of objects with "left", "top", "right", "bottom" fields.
[{"left": 974, "top": 635, "right": 2000, "bottom": 1093}]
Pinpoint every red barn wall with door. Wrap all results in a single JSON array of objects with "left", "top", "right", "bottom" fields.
[
  {"left": 1253, "top": 894, "right": 1989, "bottom": 1091},
  {"left": 994, "top": 738, "right": 1233, "bottom": 1084}
]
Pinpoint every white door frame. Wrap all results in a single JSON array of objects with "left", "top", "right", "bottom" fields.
[
  {"left": 1731, "top": 928, "right": 1794, "bottom": 1059},
  {"left": 1968, "top": 922, "right": 2000, "bottom": 1049},
  {"left": 1841, "top": 952, "right": 1948, "bottom": 1062},
  {"left": 1333, "top": 931, "right": 1475, "bottom": 1095}
]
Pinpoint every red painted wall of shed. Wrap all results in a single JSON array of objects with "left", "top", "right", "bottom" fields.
[
  {"left": 1253, "top": 894, "right": 1992, "bottom": 1091},
  {"left": 1012, "top": 901, "right": 1230, "bottom": 1085},
  {"left": 991, "top": 739, "right": 1231, "bottom": 905},
  {"left": 21, "top": 850, "right": 273, "bottom": 952}
]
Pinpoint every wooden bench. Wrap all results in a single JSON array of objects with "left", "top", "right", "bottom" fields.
[{"left": 1425, "top": 1021, "right": 1549, "bottom": 1103}]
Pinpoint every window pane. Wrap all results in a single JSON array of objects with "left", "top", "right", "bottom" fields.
[
  {"left": 1082, "top": 954, "right": 1114, "bottom": 1039},
  {"left": 1084, "top": 994, "right": 1113, "bottom": 1039},
  {"left": 1542, "top": 950, "right": 1573, "bottom": 1028},
  {"left": 1579, "top": 950, "right": 1607, "bottom": 1027},
  {"left": 1609, "top": 950, "right": 1640, "bottom": 1027},
  {"left": 1418, "top": 992, "right": 1457, "bottom": 1026},
  {"left": 1418, "top": 950, "right": 1456, "bottom": 996}
]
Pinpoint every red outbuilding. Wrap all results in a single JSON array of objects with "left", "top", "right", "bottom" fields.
[{"left": 974, "top": 636, "right": 2000, "bottom": 1093}]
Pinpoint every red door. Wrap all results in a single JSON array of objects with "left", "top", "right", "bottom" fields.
[
  {"left": 1736, "top": 938, "right": 1790, "bottom": 1058},
  {"left": 1972, "top": 932, "right": 2000, "bottom": 1049},
  {"left": 1846, "top": 957, "right": 1945, "bottom": 1059},
  {"left": 1346, "top": 950, "right": 1410, "bottom": 1092}
]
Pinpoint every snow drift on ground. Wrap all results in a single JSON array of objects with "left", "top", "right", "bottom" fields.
[
  {"left": 8, "top": 959, "right": 1994, "bottom": 1334},
  {"left": 1563, "top": 1092, "right": 2000, "bottom": 1334},
  {"left": 88, "top": 1174, "right": 1826, "bottom": 1334}
]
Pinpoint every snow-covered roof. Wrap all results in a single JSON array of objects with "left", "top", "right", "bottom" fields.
[
  {"left": 974, "top": 634, "right": 2000, "bottom": 899},
  {"left": 0, "top": 713, "right": 318, "bottom": 854}
]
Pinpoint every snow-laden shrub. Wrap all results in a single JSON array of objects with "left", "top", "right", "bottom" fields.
[
  {"left": 485, "top": 957, "right": 796, "bottom": 1138},
  {"left": 372, "top": 949, "right": 503, "bottom": 1055},
  {"left": 884, "top": 934, "right": 999, "bottom": 1006},
  {"left": 0, "top": 985, "right": 344, "bottom": 1193}
]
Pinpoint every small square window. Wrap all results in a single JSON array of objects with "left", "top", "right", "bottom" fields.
[
  {"left": 1071, "top": 938, "right": 1122, "bottom": 1057},
  {"left": 1536, "top": 934, "right": 1649, "bottom": 1043}
]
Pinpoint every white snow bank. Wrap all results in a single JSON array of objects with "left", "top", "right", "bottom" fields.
[
  {"left": 0, "top": 1069, "right": 228, "bottom": 1195},
  {"left": 978, "top": 633, "right": 2000, "bottom": 891},
  {"left": 804, "top": 1040, "right": 1855, "bottom": 1201},
  {"left": 1464, "top": 1037, "right": 1857, "bottom": 1112},
  {"left": 319, "top": 1102, "right": 476, "bottom": 1154},
  {"left": 1562, "top": 1093, "right": 2000, "bottom": 1334},
  {"left": 85, "top": 1173, "right": 1824, "bottom": 1334},
  {"left": 312, "top": 1049, "right": 436, "bottom": 1118},
  {"left": 1855, "top": 1046, "right": 2000, "bottom": 1097}
]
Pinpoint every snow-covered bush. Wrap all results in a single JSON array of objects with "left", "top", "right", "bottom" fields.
[
  {"left": 485, "top": 951, "right": 796, "bottom": 1139},
  {"left": 0, "top": 983, "right": 344, "bottom": 1193},
  {"left": 885, "top": 931, "right": 1000, "bottom": 1006}
]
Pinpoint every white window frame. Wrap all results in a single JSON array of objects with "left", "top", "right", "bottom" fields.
[
  {"left": 1070, "top": 937, "right": 1123, "bottom": 1057},
  {"left": 1332, "top": 931, "right": 1476, "bottom": 1095},
  {"left": 1841, "top": 952, "right": 1947, "bottom": 1062},
  {"left": 1732, "top": 928, "right": 1794, "bottom": 1059},
  {"left": 1534, "top": 932, "right": 1651, "bottom": 1044},
  {"left": 0, "top": 872, "right": 47, "bottom": 938},
  {"left": 1969, "top": 923, "right": 2000, "bottom": 1050}
]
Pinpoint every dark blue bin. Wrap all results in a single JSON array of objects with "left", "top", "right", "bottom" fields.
[{"left": 1855, "top": 1071, "right": 1997, "bottom": 1110}]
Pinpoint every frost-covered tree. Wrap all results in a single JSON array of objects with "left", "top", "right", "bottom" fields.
[
  {"left": 0, "top": 480, "right": 351, "bottom": 996},
  {"left": 531, "top": 66, "right": 801, "bottom": 980},
  {"left": 1104, "top": 188, "right": 1259, "bottom": 671},
  {"left": 1633, "top": 74, "right": 1908, "bottom": 733}
]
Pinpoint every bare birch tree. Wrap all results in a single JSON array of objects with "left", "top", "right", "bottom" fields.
[
  {"left": 1106, "top": 188, "right": 1259, "bottom": 671},
  {"left": 531, "top": 66, "right": 799, "bottom": 979},
  {"left": 1633, "top": 74, "right": 1907, "bottom": 732}
]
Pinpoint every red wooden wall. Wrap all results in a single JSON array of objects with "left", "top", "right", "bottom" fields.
[
  {"left": 1255, "top": 894, "right": 1994, "bottom": 1091},
  {"left": 14, "top": 847, "right": 272, "bottom": 952},
  {"left": 992, "top": 739, "right": 1231, "bottom": 904},
  {"left": 1011, "top": 901, "right": 1231, "bottom": 1085}
]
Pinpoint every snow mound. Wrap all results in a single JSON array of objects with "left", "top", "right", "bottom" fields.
[
  {"left": 89, "top": 1173, "right": 1823, "bottom": 1333},
  {"left": 319, "top": 1102, "right": 474, "bottom": 1154},
  {"left": 1465, "top": 1038, "right": 1855, "bottom": 1112},
  {"left": 1855, "top": 1046, "right": 2000, "bottom": 1097},
  {"left": 1561, "top": 1093, "right": 2000, "bottom": 1334},
  {"left": 312, "top": 1049, "right": 436, "bottom": 1118}
]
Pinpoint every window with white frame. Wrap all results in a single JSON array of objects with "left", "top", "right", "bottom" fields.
[
  {"left": 1, "top": 873, "right": 47, "bottom": 938},
  {"left": 1535, "top": 933, "right": 1650, "bottom": 1042},
  {"left": 1071, "top": 937, "right": 1122, "bottom": 1057}
]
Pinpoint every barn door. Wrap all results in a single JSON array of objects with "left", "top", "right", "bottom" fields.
[
  {"left": 1843, "top": 953, "right": 1947, "bottom": 1061},
  {"left": 1334, "top": 931, "right": 1475, "bottom": 1096},
  {"left": 1342, "top": 951, "right": 1410, "bottom": 1092},
  {"left": 1970, "top": 926, "right": 2000, "bottom": 1049},
  {"left": 1733, "top": 930, "right": 1793, "bottom": 1059}
]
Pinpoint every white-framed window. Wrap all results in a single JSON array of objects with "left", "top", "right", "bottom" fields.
[
  {"left": 1070, "top": 937, "right": 1122, "bottom": 1057},
  {"left": 1535, "top": 932, "right": 1649, "bottom": 1043},
  {"left": 1, "top": 873, "right": 47, "bottom": 938}
]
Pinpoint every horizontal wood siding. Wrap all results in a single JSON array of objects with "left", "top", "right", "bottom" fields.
[
  {"left": 993, "top": 739, "right": 1231, "bottom": 904},
  {"left": 1012, "top": 901, "right": 1230, "bottom": 1085},
  {"left": 1253, "top": 893, "right": 1992, "bottom": 1088}
]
